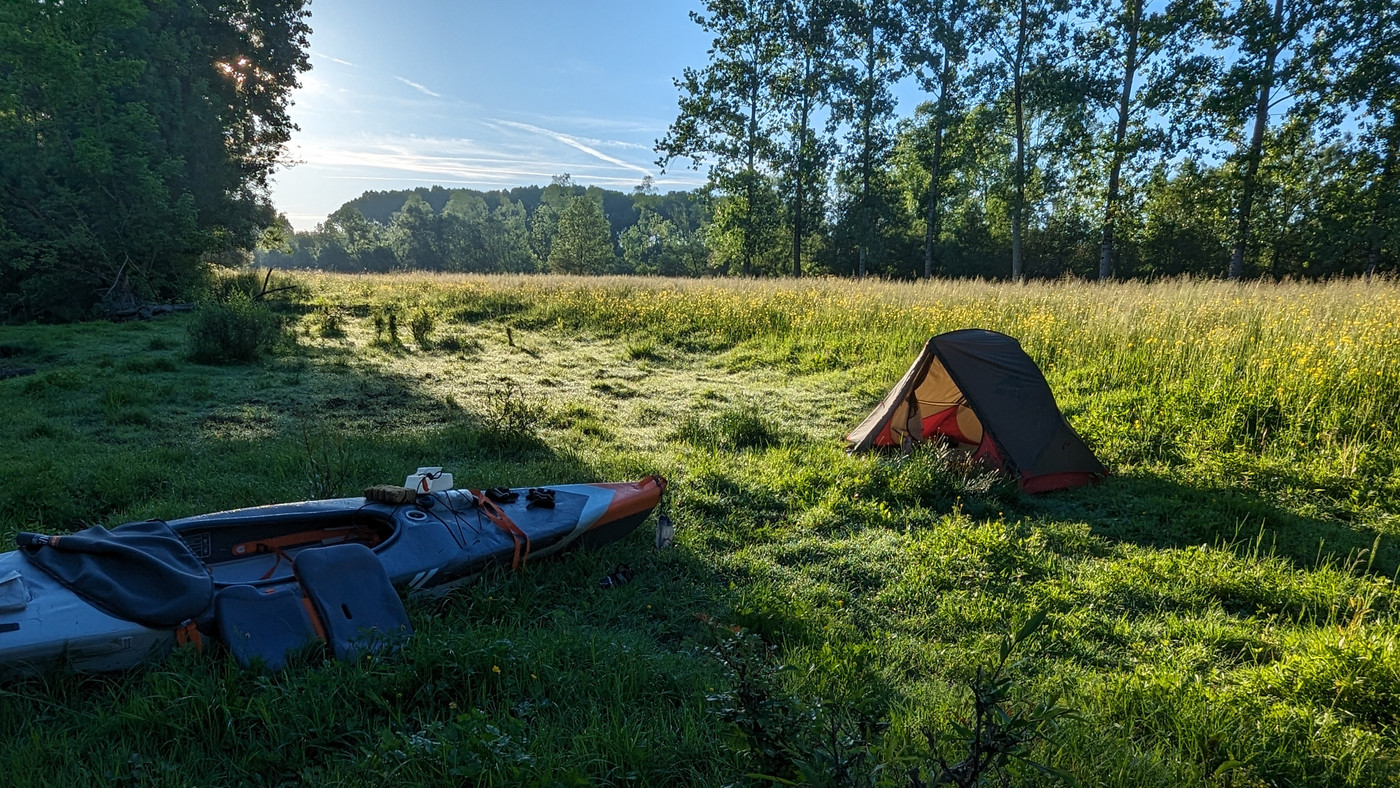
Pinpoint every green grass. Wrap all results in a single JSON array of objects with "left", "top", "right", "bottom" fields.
[{"left": 0, "top": 273, "right": 1397, "bottom": 785}]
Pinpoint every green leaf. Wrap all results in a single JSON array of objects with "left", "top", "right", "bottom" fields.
[
  {"left": 1212, "top": 760, "right": 1245, "bottom": 778},
  {"left": 1014, "top": 608, "right": 1050, "bottom": 645}
]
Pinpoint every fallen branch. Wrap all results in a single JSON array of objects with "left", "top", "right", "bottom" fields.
[{"left": 107, "top": 303, "right": 195, "bottom": 322}]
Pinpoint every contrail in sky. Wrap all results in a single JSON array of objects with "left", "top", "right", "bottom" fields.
[
  {"left": 491, "top": 119, "right": 652, "bottom": 176},
  {"left": 394, "top": 76, "right": 442, "bottom": 98}
]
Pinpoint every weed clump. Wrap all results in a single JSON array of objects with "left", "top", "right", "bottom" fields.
[
  {"left": 409, "top": 308, "right": 436, "bottom": 348},
  {"left": 372, "top": 305, "right": 401, "bottom": 347},
  {"left": 702, "top": 618, "right": 888, "bottom": 787},
  {"left": 479, "top": 380, "right": 544, "bottom": 449},
  {"left": 187, "top": 292, "right": 282, "bottom": 364},
  {"left": 311, "top": 306, "right": 345, "bottom": 338},
  {"left": 301, "top": 421, "right": 355, "bottom": 498},
  {"left": 910, "top": 611, "right": 1078, "bottom": 787},
  {"left": 625, "top": 338, "right": 666, "bottom": 361},
  {"left": 433, "top": 334, "right": 481, "bottom": 355},
  {"left": 676, "top": 408, "right": 784, "bottom": 451}
]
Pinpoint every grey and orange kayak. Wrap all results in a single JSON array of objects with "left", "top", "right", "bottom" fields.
[{"left": 0, "top": 475, "right": 666, "bottom": 677}]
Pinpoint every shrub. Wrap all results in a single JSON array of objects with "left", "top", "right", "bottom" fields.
[
  {"left": 371, "top": 305, "right": 401, "bottom": 346},
  {"left": 409, "top": 308, "right": 436, "bottom": 348},
  {"left": 187, "top": 292, "right": 282, "bottom": 364},
  {"left": 311, "top": 306, "right": 344, "bottom": 338},
  {"left": 479, "top": 380, "right": 543, "bottom": 449}
]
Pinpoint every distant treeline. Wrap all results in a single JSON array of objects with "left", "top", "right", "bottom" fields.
[
  {"left": 268, "top": 150, "right": 1389, "bottom": 281},
  {"left": 261, "top": 177, "right": 713, "bottom": 276},
  {"left": 643, "top": 0, "right": 1397, "bottom": 281}
]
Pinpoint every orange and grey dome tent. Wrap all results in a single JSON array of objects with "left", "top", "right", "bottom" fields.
[{"left": 846, "top": 329, "right": 1107, "bottom": 493}]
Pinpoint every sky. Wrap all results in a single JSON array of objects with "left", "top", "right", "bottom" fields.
[
  {"left": 270, "top": 0, "right": 926, "bottom": 230},
  {"left": 271, "top": 1, "right": 715, "bottom": 229}
]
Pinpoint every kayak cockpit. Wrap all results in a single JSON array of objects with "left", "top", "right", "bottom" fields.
[{"left": 170, "top": 501, "right": 398, "bottom": 587}]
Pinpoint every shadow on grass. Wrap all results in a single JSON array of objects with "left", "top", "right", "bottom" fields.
[{"left": 1029, "top": 471, "right": 1399, "bottom": 579}]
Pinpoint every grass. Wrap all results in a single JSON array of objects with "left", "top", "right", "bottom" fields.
[{"left": 0, "top": 272, "right": 1397, "bottom": 785}]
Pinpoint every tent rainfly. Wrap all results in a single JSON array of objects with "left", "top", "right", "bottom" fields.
[{"left": 846, "top": 329, "right": 1107, "bottom": 493}]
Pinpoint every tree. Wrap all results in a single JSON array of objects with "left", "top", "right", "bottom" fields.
[
  {"left": 388, "top": 196, "right": 445, "bottom": 270},
  {"left": 530, "top": 202, "right": 560, "bottom": 263},
  {"left": 481, "top": 200, "right": 539, "bottom": 273},
  {"left": 621, "top": 208, "right": 690, "bottom": 275},
  {"left": 709, "top": 175, "right": 786, "bottom": 274},
  {"left": 325, "top": 205, "right": 395, "bottom": 272},
  {"left": 657, "top": 0, "right": 784, "bottom": 276},
  {"left": 832, "top": 0, "right": 905, "bottom": 277},
  {"left": 0, "top": 0, "right": 310, "bottom": 320},
  {"left": 1333, "top": 0, "right": 1400, "bottom": 275},
  {"left": 902, "top": 0, "right": 985, "bottom": 278},
  {"left": 1206, "top": 0, "right": 1339, "bottom": 278},
  {"left": 1079, "top": 0, "right": 1206, "bottom": 279},
  {"left": 549, "top": 197, "right": 616, "bottom": 274},
  {"left": 773, "top": 0, "right": 838, "bottom": 277},
  {"left": 979, "top": 0, "right": 1072, "bottom": 280},
  {"left": 528, "top": 174, "right": 581, "bottom": 263}
]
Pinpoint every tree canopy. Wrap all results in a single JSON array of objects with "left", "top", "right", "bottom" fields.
[{"left": 0, "top": 0, "right": 310, "bottom": 321}]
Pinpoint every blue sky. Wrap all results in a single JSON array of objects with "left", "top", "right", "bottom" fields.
[
  {"left": 271, "top": 1, "right": 718, "bottom": 228},
  {"left": 270, "top": 0, "right": 926, "bottom": 229}
]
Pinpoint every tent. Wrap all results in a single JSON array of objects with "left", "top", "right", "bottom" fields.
[{"left": 846, "top": 329, "right": 1107, "bottom": 493}]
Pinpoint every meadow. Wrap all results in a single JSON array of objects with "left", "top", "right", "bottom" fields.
[{"left": 0, "top": 272, "right": 1397, "bottom": 786}]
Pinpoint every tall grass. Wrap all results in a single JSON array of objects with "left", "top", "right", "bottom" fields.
[{"left": 295, "top": 272, "right": 1400, "bottom": 484}]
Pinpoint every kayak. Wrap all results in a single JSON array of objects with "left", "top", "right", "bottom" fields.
[{"left": 0, "top": 475, "right": 666, "bottom": 678}]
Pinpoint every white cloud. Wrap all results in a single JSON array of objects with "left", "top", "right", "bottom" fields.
[
  {"left": 273, "top": 129, "right": 709, "bottom": 227},
  {"left": 394, "top": 76, "right": 442, "bottom": 98},
  {"left": 287, "top": 132, "right": 704, "bottom": 190}
]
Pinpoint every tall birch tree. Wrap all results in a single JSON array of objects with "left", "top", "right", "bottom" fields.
[
  {"left": 657, "top": 0, "right": 783, "bottom": 277},
  {"left": 980, "top": 0, "right": 1071, "bottom": 280},
  {"left": 773, "top": 0, "right": 838, "bottom": 277},
  {"left": 832, "top": 0, "right": 904, "bottom": 277},
  {"left": 1206, "top": 0, "right": 1338, "bottom": 278},
  {"left": 902, "top": 0, "right": 985, "bottom": 278}
]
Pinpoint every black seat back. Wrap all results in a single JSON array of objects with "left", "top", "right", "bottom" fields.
[{"left": 293, "top": 543, "right": 411, "bottom": 661}]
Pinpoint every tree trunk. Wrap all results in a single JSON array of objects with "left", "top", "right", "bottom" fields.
[
  {"left": 1229, "top": 0, "right": 1284, "bottom": 280},
  {"left": 1098, "top": 0, "right": 1142, "bottom": 281},
  {"left": 793, "top": 77, "right": 810, "bottom": 279},
  {"left": 924, "top": 66, "right": 952, "bottom": 280},
  {"left": 744, "top": 43, "right": 760, "bottom": 278},
  {"left": 859, "top": 33, "right": 876, "bottom": 279},
  {"left": 1011, "top": 0, "right": 1028, "bottom": 282},
  {"left": 1366, "top": 111, "right": 1399, "bottom": 276},
  {"left": 793, "top": 164, "right": 804, "bottom": 278}
]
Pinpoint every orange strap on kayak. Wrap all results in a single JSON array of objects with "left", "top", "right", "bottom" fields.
[
  {"left": 232, "top": 525, "right": 378, "bottom": 558},
  {"left": 300, "top": 596, "right": 327, "bottom": 642},
  {"left": 257, "top": 544, "right": 293, "bottom": 581},
  {"left": 471, "top": 489, "right": 531, "bottom": 570},
  {"left": 175, "top": 620, "right": 204, "bottom": 653}
]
